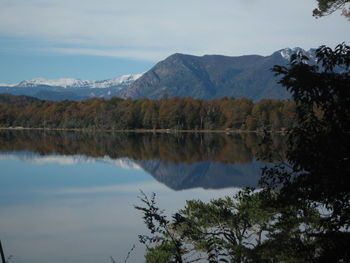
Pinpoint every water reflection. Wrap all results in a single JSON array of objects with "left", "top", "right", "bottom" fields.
[
  {"left": 0, "top": 130, "right": 285, "bottom": 263},
  {"left": 0, "top": 130, "right": 286, "bottom": 190}
]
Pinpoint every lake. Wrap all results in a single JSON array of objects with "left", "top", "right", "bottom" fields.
[{"left": 0, "top": 130, "right": 285, "bottom": 263}]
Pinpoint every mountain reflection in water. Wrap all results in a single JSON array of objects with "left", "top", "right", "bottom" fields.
[{"left": 0, "top": 130, "right": 286, "bottom": 190}]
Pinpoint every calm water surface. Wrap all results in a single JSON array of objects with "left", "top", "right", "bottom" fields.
[{"left": 0, "top": 130, "right": 285, "bottom": 263}]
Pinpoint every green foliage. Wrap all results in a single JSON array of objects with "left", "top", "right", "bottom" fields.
[
  {"left": 264, "top": 43, "right": 350, "bottom": 261},
  {"left": 136, "top": 189, "right": 274, "bottom": 263},
  {"left": 178, "top": 188, "right": 275, "bottom": 263},
  {"left": 145, "top": 242, "right": 178, "bottom": 263},
  {"left": 313, "top": 0, "right": 350, "bottom": 19},
  {"left": 271, "top": 43, "right": 350, "bottom": 212},
  {"left": 136, "top": 188, "right": 323, "bottom": 263},
  {"left": 135, "top": 191, "right": 186, "bottom": 263}
]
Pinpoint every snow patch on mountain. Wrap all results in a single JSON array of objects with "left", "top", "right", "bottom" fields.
[
  {"left": 280, "top": 47, "right": 304, "bottom": 60},
  {"left": 0, "top": 83, "right": 17, "bottom": 87},
  {"left": 15, "top": 78, "right": 89, "bottom": 88},
  {"left": 0, "top": 73, "right": 143, "bottom": 89},
  {"left": 279, "top": 47, "right": 316, "bottom": 61},
  {"left": 89, "top": 74, "right": 143, "bottom": 89}
]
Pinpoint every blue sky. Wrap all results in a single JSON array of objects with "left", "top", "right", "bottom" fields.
[{"left": 0, "top": 0, "right": 349, "bottom": 83}]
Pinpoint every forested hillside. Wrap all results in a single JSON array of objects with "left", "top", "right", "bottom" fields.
[
  {"left": 0, "top": 94, "right": 40, "bottom": 106},
  {"left": 118, "top": 49, "right": 315, "bottom": 101},
  {"left": 0, "top": 94, "right": 296, "bottom": 131}
]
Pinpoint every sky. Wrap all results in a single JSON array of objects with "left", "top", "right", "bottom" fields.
[{"left": 0, "top": 0, "right": 349, "bottom": 83}]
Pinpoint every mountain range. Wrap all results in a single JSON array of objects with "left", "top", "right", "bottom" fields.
[
  {"left": 0, "top": 48, "right": 315, "bottom": 101},
  {"left": 0, "top": 74, "right": 142, "bottom": 101}
]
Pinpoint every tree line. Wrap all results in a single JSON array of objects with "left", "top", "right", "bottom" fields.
[{"left": 0, "top": 95, "right": 297, "bottom": 131}]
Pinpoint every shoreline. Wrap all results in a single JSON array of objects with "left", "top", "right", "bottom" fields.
[{"left": 0, "top": 126, "right": 287, "bottom": 134}]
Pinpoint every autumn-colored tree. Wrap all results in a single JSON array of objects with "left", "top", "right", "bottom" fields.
[{"left": 0, "top": 94, "right": 297, "bottom": 131}]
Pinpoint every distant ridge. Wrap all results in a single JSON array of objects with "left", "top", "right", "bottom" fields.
[
  {"left": 0, "top": 74, "right": 142, "bottom": 101},
  {"left": 0, "top": 94, "right": 40, "bottom": 106},
  {"left": 0, "top": 74, "right": 142, "bottom": 89}
]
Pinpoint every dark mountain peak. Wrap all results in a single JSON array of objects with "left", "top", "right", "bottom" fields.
[
  {"left": 160, "top": 53, "right": 201, "bottom": 68},
  {"left": 118, "top": 52, "right": 216, "bottom": 99},
  {"left": 118, "top": 49, "right": 308, "bottom": 101},
  {"left": 168, "top": 52, "right": 192, "bottom": 58},
  {"left": 166, "top": 53, "right": 264, "bottom": 66}
]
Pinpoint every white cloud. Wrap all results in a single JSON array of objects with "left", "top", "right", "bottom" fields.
[
  {"left": 49, "top": 47, "right": 172, "bottom": 62},
  {"left": 0, "top": 0, "right": 349, "bottom": 60}
]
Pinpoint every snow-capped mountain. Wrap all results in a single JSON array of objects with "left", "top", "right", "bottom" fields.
[
  {"left": 279, "top": 47, "right": 316, "bottom": 61},
  {"left": 15, "top": 78, "right": 92, "bottom": 88},
  {"left": 3, "top": 73, "right": 142, "bottom": 89},
  {"left": 0, "top": 73, "right": 143, "bottom": 101},
  {"left": 0, "top": 83, "right": 16, "bottom": 87}
]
